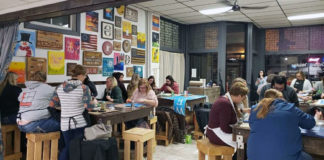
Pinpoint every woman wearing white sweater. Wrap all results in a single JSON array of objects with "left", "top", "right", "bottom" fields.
[{"left": 290, "top": 71, "right": 312, "bottom": 93}]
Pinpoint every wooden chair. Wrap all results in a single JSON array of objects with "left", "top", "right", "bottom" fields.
[
  {"left": 196, "top": 138, "right": 234, "bottom": 160},
  {"left": 26, "top": 131, "right": 60, "bottom": 160},
  {"left": 2, "top": 124, "right": 22, "bottom": 160},
  {"left": 123, "top": 128, "right": 154, "bottom": 160}
]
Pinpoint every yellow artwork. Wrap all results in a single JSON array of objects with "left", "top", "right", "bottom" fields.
[
  {"left": 137, "top": 32, "right": 146, "bottom": 49},
  {"left": 48, "top": 51, "right": 65, "bottom": 75},
  {"left": 122, "top": 21, "right": 132, "bottom": 39},
  {"left": 8, "top": 62, "right": 25, "bottom": 84},
  {"left": 117, "top": 5, "right": 125, "bottom": 15},
  {"left": 152, "top": 48, "right": 159, "bottom": 63}
]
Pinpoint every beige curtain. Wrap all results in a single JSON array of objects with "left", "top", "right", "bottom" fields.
[{"left": 159, "top": 51, "right": 185, "bottom": 93}]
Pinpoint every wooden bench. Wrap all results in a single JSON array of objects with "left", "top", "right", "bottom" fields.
[
  {"left": 123, "top": 128, "right": 154, "bottom": 160},
  {"left": 2, "top": 124, "right": 22, "bottom": 160},
  {"left": 26, "top": 131, "right": 60, "bottom": 160},
  {"left": 196, "top": 138, "right": 234, "bottom": 160}
]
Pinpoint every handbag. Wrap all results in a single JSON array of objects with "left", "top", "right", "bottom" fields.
[{"left": 84, "top": 123, "right": 112, "bottom": 141}]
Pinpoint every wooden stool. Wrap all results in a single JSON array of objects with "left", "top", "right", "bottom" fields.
[
  {"left": 1, "top": 124, "right": 22, "bottom": 160},
  {"left": 149, "top": 116, "right": 157, "bottom": 150},
  {"left": 156, "top": 121, "right": 172, "bottom": 146},
  {"left": 196, "top": 138, "right": 234, "bottom": 160},
  {"left": 123, "top": 128, "right": 154, "bottom": 160},
  {"left": 26, "top": 131, "right": 60, "bottom": 160}
]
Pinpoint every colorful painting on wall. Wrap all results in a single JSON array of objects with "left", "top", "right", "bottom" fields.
[
  {"left": 132, "top": 25, "right": 137, "bottom": 35},
  {"left": 81, "top": 33, "right": 97, "bottom": 51},
  {"left": 115, "top": 28, "right": 122, "bottom": 40},
  {"left": 122, "top": 40, "right": 131, "bottom": 53},
  {"left": 37, "top": 30, "right": 63, "bottom": 50},
  {"left": 125, "top": 55, "right": 131, "bottom": 65},
  {"left": 152, "top": 48, "right": 159, "bottom": 63},
  {"left": 102, "top": 41, "right": 113, "bottom": 56},
  {"left": 152, "top": 32, "right": 159, "bottom": 47},
  {"left": 124, "top": 7, "right": 138, "bottom": 22},
  {"left": 27, "top": 57, "right": 47, "bottom": 80},
  {"left": 113, "top": 41, "right": 121, "bottom": 51},
  {"left": 133, "top": 66, "right": 143, "bottom": 78},
  {"left": 116, "top": 5, "right": 125, "bottom": 16},
  {"left": 122, "top": 21, "right": 132, "bottom": 39},
  {"left": 131, "top": 48, "right": 145, "bottom": 64},
  {"left": 65, "top": 37, "right": 80, "bottom": 60},
  {"left": 86, "top": 11, "right": 98, "bottom": 32},
  {"left": 48, "top": 51, "right": 65, "bottom": 75},
  {"left": 103, "top": 8, "right": 114, "bottom": 21},
  {"left": 126, "top": 67, "right": 133, "bottom": 77},
  {"left": 115, "top": 16, "right": 122, "bottom": 28},
  {"left": 14, "top": 30, "right": 35, "bottom": 57},
  {"left": 114, "top": 53, "right": 124, "bottom": 70},
  {"left": 152, "top": 15, "right": 160, "bottom": 32},
  {"left": 131, "top": 36, "right": 137, "bottom": 47},
  {"left": 101, "top": 22, "right": 114, "bottom": 40},
  {"left": 102, "top": 58, "right": 114, "bottom": 76},
  {"left": 83, "top": 51, "right": 102, "bottom": 66},
  {"left": 8, "top": 62, "right": 25, "bottom": 84},
  {"left": 137, "top": 32, "right": 146, "bottom": 49},
  {"left": 85, "top": 67, "right": 99, "bottom": 74},
  {"left": 67, "top": 63, "right": 77, "bottom": 76}
]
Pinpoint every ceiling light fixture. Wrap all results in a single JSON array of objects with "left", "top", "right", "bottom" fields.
[
  {"left": 288, "top": 13, "right": 324, "bottom": 20},
  {"left": 199, "top": 7, "right": 232, "bottom": 15}
]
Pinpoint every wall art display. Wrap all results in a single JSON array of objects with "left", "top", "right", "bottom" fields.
[
  {"left": 81, "top": 33, "right": 97, "bottom": 51},
  {"left": 101, "top": 22, "right": 114, "bottom": 40},
  {"left": 125, "top": 55, "right": 131, "bottom": 65},
  {"left": 116, "top": 5, "right": 125, "bottom": 16},
  {"left": 65, "top": 37, "right": 80, "bottom": 60},
  {"left": 102, "top": 58, "right": 114, "bottom": 76},
  {"left": 132, "top": 25, "right": 137, "bottom": 35},
  {"left": 48, "top": 51, "right": 65, "bottom": 75},
  {"left": 131, "top": 36, "right": 137, "bottom": 47},
  {"left": 103, "top": 8, "right": 114, "bottom": 21},
  {"left": 83, "top": 51, "right": 102, "bottom": 66},
  {"left": 36, "top": 30, "right": 63, "bottom": 50},
  {"left": 137, "top": 32, "right": 146, "bottom": 49},
  {"left": 152, "top": 15, "right": 160, "bottom": 31},
  {"left": 114, "top": 53, "right": 124, "bottom": 70},
  {"left": 152, "top": 48, "right": 159, "bottom": 63},
  {"left": 14, "top": 30, "right": 35, "bottom": 57},
  {"left": 122, "top": 40, "right": 131, "bottom": 53},
  {"left": 126, "top": 67, "right": 133, "bottom": 77},
  {"left": 152, "top": 32, "right": 159, "bottom": 47},
  {"left": 85, "top": 67, "right": 99, "bottom": 74},
  {"left": 67, "top": 63, "right": 77, "bottom": 76},
  {"left": 122, "top": 21, "right": 132, "bottom": 39},
  {"left": 113, "top": 41, "right": 121, "bottom": 51},
  {"left": 102, "top": 41, "right": 113, "bottom": 56},
  {"left": 8, "top": 62, "right": 25, "bottom": 84},
  {"left": 27, "top": 57, "right": 47, "bottom": 80},
  {"left": 124, "top": 7, "right": 138, "bottom": 22},
  {"left": 115, "top": 16, "right": 122, "bottom": 28},
  {"left": 86, "top": 11, "right": 98, "bottom": 32},
  {"left": 133, "top": 65, "right": 143, "bottom": 78},
  {"left": 115, "top": 28, "right": 122, "bottom": 40},
  {"left": 131, "top": 48, "right": 145, "bottom": 64}
]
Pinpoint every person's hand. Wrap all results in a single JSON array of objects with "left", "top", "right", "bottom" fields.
[
  {"left": 166, "top": 86, "right": 172, "bottom": 92},
  {"left": 106, "top": 96, "right": 113, "bottom": 102},
  {"left": 242, "top": 108, "right": 251, "bottom": 113},
  {"left": 315, "top": 110, "right": 323, "bottom": 120},
  {"left": 137, "top": 98, "right": 145, "bottom": 103},
  {"left": 293, "top": 88, "right": 298, "bottom": 92},
  {"left": 126, "top": 98, "right": 132, "bottom": 103},
  {"left": 321, "top": 93, "right": 324, "bottom": 99}
]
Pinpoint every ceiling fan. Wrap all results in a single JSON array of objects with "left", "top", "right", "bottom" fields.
[{"left": 222, "top": 0, "right": 269, "bottom": 12}]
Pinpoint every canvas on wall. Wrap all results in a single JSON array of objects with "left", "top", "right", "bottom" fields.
[
  {"left": 131, "top": 36, "right": 137, "bottom": 47},
  {"left": 124, "top": 7, "right": 138, "bottom": 22},
  {"left": 37, "top": 30, "right": 63, "bottom": 50},
  {"left": 116, "top": 5, "right": 125, "bottom": 16},
  {"left": 101, "top": 22, "right": 114, "bottom": 40},
  {"left": 83, "top": 51, "right": 102, "bottom": 66},
  {"left": 65, "top": 37, "right": 80, "bottom": 60},
  {"left": 132, "top": 25, "right": 137, "bottom": 35},
  {"left": 102, "top": 41, "right": 113, "bottom": 56},
  {"left": 137, "top": 32, "right": 146, "bottom": 49},
  {"left": 113, "top": 41, "right": 121, "bottom": 51},
  {"left": 114, "top": 53, "right": 124, "bottom": 71},
  {"left": 85, "top": 67, "right": 99, "bottom": 74},
  {"left": 131, "top": 48, "right": 145, "bottom": 64},
  {"left": 126, "top": 67, "right": 133, "bottom": 77},
  {"left": 81, "top": 33, "right": 97, "bottom": 51},
  {"left": 133, "top": 66, "right": 143, "bottom": 78},
  {"left": 152, "top": 32, "right": 159, "bottom": 47},
  {"left": 48, "top": 51, "right": 65, "bottom": 75},
  {"left": 86, "top": 11, "right": 98, "bottom": 32},
  {"left": 115, "top": 28, "right": 122, "bottom": 40},
  {"left": 14, "top": 30, "right": 35, "bottom": 57},
  {"left": 103, "top": 8, "right": 114, "bottom": 21},
  {"left": 115, "top": 16, "right": 122, "bottom": 28},
  {"left": 102, "top": 58, "right": 114, "bottom": 76},
  {"left": 67, "top": 63, "right": 77, "bottom": 76},
  {"left": 122, "top": 21, "right": 132, "bottom": 39},
  {"left": 8, "top": 62, "right": 25, "bottom": 84},
  {"left": 125, "top": 55, "right": 131, "bottom": 65},
  {"left": 152, "top": 15, "right": 160, "bottom": 32},
  {"left": 27, "top": 57, "right": 47, "bottom": 81},
  {"left": 122, "top": 40, "right": 131, "bottom": 53},
  {"left": 152, "top": 47, "right": 159, "bottom": 63}
]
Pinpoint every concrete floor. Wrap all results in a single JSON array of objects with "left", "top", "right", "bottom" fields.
[{"left": 153, "top": 141, "right": 198, "bottom": 160}]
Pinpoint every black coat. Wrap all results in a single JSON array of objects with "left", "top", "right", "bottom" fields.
[
  {"left": 118, "top": 82, "right": 128, "bottom": 102},
  {"left": 0, "top": 84, "right": 22, "bottom": 117}
]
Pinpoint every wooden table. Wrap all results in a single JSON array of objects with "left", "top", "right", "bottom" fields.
[{"left": 232, "top": 123, "right": 324, "bottom": 160}]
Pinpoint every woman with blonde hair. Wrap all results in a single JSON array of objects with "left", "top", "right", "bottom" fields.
[
  {"left": 248, "top": 89, "right": 315, "bottom": 160},
  {"left": 127, "top": 79, "right": 158, "bottom": 107},
  {"left": 102, "top": 76, "right": 123, "bottom": 103},
  {"left": 127, "top": 73, "right": 140, "bottom": 98}
]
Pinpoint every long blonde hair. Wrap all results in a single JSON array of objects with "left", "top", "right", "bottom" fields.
[
  {"left": 0, "top": 72, "right": 18, "bottom": 96},
  {"left": 127, "top": 74, "right": 140, "bottom": 97},
  {"left": 254, "top": 89, "right": 283, "bottom": 119},
  {"left": 106, "top": 76, "right": 118, "bottom": 90}
]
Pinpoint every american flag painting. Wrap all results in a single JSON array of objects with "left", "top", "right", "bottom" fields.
[{"left": 81, "top": 33, "right": 97, "bottom": 51}]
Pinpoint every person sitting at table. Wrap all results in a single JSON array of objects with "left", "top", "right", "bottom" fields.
[
  {"left": 206, "top": 82, "right": 249, "bottom": 160},
  {"left": 102, "top": 76, "right": 123, "bottom": 103},
  {"left": 83, "top": 75, "right": 98, "bottom": 97},
  {"left": 312, "top": 76, "right": 324, "bottom": 99},
  {"left": 17, "top": 71, "right": 60, "bottom": 133},
  {"left": 257, "top": 74, "right": 276, "bottom": 95},
  {"left": 127, "top": 73, "right": 140, "bottom": 98},
  {"left": 307, "top": 107, "right": 324, "bottom": 121},
  {"left": 232, "top": 78, "right": 249, "bottom": 112},
  {"left": 113, "top": 72, "right": 128, "bottom": 102},
  {"left": 0, "top": 72, "right": 22, "bottom": 124},
  {"left": 248, "top": 89, "right": 315, "bottom": 160},
  {"left": 290, "top": 71, "right": 312, "bottom": 94},
  {"left": 160, "top": 75, "right": 179, "bottom": 94},
  {"left": 148, "top": 75, "right": 159, "bottom": 94},
  {"left": 127, "top": 78, "right": 158, "bottom": 107}
]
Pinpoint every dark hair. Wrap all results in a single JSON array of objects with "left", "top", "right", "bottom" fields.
[
  {"left": 112, "top": 72, "right": 124, "bottom": 84},
  {"left": 148, "top": 75, "right": 156, "bottom": 88},
  {"left": 307, "top": 107, "right": 324, "bottom": 116},
  {"left": 166, "top": 75, "right": 175, "bottom": 86},
  {"left": 271, "top": 76, "right": 287, "bottom": 89},
  {"left": 72, "top": 65, "right": 86, "bottom": 77},
  {"left": 258, "top": 70, "right": 266, "bottom": 78}
]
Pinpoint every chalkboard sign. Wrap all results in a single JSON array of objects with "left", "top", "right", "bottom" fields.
[{"left": 83, "top": 51, "right": 102, "bottom": 66}]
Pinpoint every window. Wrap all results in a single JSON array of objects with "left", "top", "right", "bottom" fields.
[{"left": 160, "top": 18, "right": 182, "bottom": 52}]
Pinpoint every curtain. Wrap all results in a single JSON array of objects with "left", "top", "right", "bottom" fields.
[{"left": 159, "top": 51, "right": 185, "bottom": 93}]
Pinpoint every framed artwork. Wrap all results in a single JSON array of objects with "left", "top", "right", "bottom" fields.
[
  {"left": 101, "top": 22, "right": 114, "bottom": 40},
  {"left": 83, "top": 51, "right": 102, "bottom": 66},
  {"left": 103, "top": 8, "right": 114, "bottom": 21},
  {"left": 131, "top": 48, "right": 145, "bottom": 64},
  {"left": 81, "top": 33, "right": 97, "bottom": 51},
  {"left": 152, "top": 32, "right": 159, "bottom": 47},
  {"left": 152, "top": 15, "right": 160, "bottom": 31},
  {"left": 131, "top": 36, "right": 137, "bottom": 47},
  {"left": 86, "top": 11, "right": 98, "bottom": 32},
  {"left": 126, "top": 67, "right": 133, "bottom": 77},
  {"left": 133, "top": 66, "right": 143, "bottom": 78},
  {"left": 37, "top": 30, "right": 63, "bottom": 50},
  {"left": 125, "top": 55, "right": 131, "bottom": 65},
  {"left": 14, "top": 30, "right": 35, "bottom": 57},
  {"left": 102, "top": 58, "right": 114, "bottom": 76},
  {"left": 114, "top": 53, "right": 124, "bottom": 71},
  {"left": 115, "top": 28, "right": 122, "bottom": 40},
  {"left": 102, "top": 41, "right": 113, "bottom": 56},
  {"left": 115, "top": 16, "right": 122, "bottom": 28},
  {"left": 124, "top": 7, "right": 138, "bottom": 22},
  {"left": 85, "top": 67, "right": 99, "bottom": 74},
  {"left": 122, "top": 40, "right": 131, "bottom": 53},
  {"left": 65, "top": 37, "right": 80, "bottom": 60},
  {"left": 67, "top": 63, "right": 77, "bottom": 76},
  {"left": 122, "top": 21, "right": 132, "bottom": 39},
  {"left": 27, "top": 57, "right": 47, "bottom": 80},
  {"left": 116, "top": 5, "right": 125, "bottom": 16},
  {"left": 137, "top": 32, "right": 146, "bottom": 49},
  {"left": 8, "top": 62, "right": 25, "bottom": 84},
  {"left": 113, "top": 41, "right": 121, "bottom": 51},
  {"left": 152, "top": 47, "right": 159, "bottom": 63},
  {"left": 132, "top": 25, "right": 137, "bottom": 35},
  {"left": 48, "top": 51, "right": 65, "bottom": 75}
]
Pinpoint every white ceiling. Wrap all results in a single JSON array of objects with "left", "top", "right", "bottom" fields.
[{"left": 132, "top": 0, "right": 324, "bottom": 28}]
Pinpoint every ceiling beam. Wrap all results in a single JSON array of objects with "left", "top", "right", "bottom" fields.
[{"left": 0, "top": 0, "right": 151, "bottom": 23}]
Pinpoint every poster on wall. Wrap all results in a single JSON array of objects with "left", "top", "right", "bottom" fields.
[
  {"left": 102, "top": 58, "right": 114, "bottom": 76},
  {"left": 122, "top": 40, "right": 131, "bottom": 53},
  {"left": 67, "top": 63, "right": 77, "bottom": 76},
  {"left": 85, "top": 67, "right": 99, "bottom": 74},
  {"left": 8, "top": 62, "right": 25, "bottom": 84},
  {"left": 116, "top": 5, "right": 125, "bottom": 16},
  {"left": 115, "top": 28, "right": 122, "bottom": 40},
  {"left": 152, "top": 15, "right": 160, "bottom": 32},
  {"left": 14, "top": 30, "right": 35, "bottom": 57},
  {"left": 132, "top": 25, "right": 137, "bottom": 35},
  {"left": 83, "top": 51, "right": 102, "bottom": 66},
  {"left": 101, "top": 22, "right": 114, "bottom": 40},
  {"left": 48, "top": 51, "right": 65, "bottom": 75},
  {"left": 152, "top": 48, "right": 159, "bottom": 63},
  {"left": 152, "top": 32, "right": 159, "bottom": 47},
  {"left": 37, "top": 30, "right": 63, "bottom": 50},
  {"left": 81, "top": 33, "right": 97, "bottom": 51},
  {"left": 86, "top": 11, "right": 98, "bottom": 32},
  {"left": 102, "top": 41, "right": 113, "bottom": 56},
  {"left": 103, "top": 8, "right": 114, "bottom": 21},
  {"left": 131, "top": 48, "right": 145, "bottom": 64},
  {"left": 122, "top": 21, "right": 132, "bottom": 39},
  {"left": 115, "top": 16, "right": 122, "bottom": 28},
  {"left": 126, "top": 67, "right": 133, "bottom": 77},
  {"left": 137, "top": 32, "right": 146, "bottom": 49},
  {"left": 113, "top": 41, "right": 121, "bottom": 51},
  {"left": 27, "top": 57, "right": 47, "bottom": 80},
  {"left": 125, "top": 55, "right": 131, "bottom": 65},
  {"left": 65, "top": 37, "right": 80, "bottom": 60},
  {"left": 114, "top": 53, "right": 124, "bottom": 70},
  {"left": 131, "top": 36, "right": 137, "bottom": 47},
  {"left": 133, "top": 66, "right": 143, "bottom": 78},
  {"left": 124, "top": 7, "right": 138, "bottom": 22}
]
